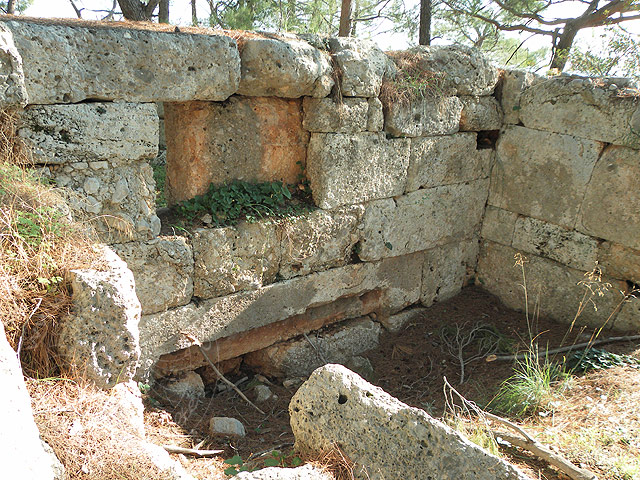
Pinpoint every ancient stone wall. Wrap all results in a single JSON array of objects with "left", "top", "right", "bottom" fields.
[{"left": 1, "top": 17, "right": 637, "bottom": 384}]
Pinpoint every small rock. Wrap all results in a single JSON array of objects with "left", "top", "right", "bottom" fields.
[
  {"left": 236, "top": 464, "right": 332, "bottom": 479},
  {"left": 157, "top": 371, "right": 205, "bottom": 403},
  {"left": 209, "top": 417, "right": 246, "bottom": 437},
  {"left": 283, "top": 377, "right": 305, "bottom": 390},
  {"left": 201, "top": 213, "right": 213, "bottom": 225},
  {"left": 254, "top": 384, "right": 276, "bottom": 403}
]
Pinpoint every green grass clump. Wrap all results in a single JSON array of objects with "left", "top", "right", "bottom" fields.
[{"left": 152, "top": 163, "right": 167, "bottom": 208}]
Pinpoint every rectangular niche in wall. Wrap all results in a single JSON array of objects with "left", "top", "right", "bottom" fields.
[{"left": 164, "top": 96, "right": 309, "bottom": 205}]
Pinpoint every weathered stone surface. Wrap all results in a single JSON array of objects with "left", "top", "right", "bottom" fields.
[
  {"left": 156, "top": 371, "right": 205, "bottom": 403},
  {"left": 0, "top": 24, "right": 27, "bottom": 107},
  {"left": 238, "top": 37, "right": 333, "bottom": 98},
  {"left": 279, "top": 205, "right": 364, "bottom": 279},
  {"left": 290, "top": 364, "right": 532, "bottom": 480},
  {"left": 497, "top": 69, "right": 538, "bottom": 125},
  {"left": 577, "top": 145, "right": 640, "bottom": 249},
  {"left": 192, "top": 221, "right": 280, "bottom": 299},
  {"left": 244, "top": 317, "right": 381, "bottom": 377},
  {"left": 329, "top": 37, "right": 395, "bottom": 97},
  {"left": 519, "top": 76, "right": 640, "bottom": 148},
  {"left": 307, "top": 132, "right": 409, "bottom": 209},
  {"left": 615, "top": 296, "right": 640, "bottom": 332},
  {"left": 406, "top": 132, "right": 490, "bottom": 191},
  {"left": 138, "top": 253, "right": 423, "bottom": 378},
  {"left": 476, "top": 241, "right": 627, "bottom": 329},
  {"left": 19, "top": 103, "right": 158, "bottom": 165},
  {"left": 165, "top": 97, "right": 307, "bottom": 204},
  {"left": 58, "top": 246, "right": 141, "bottom": 389},
  {"left": 112, "top": 237, "right": 194, "bottom": 315},
  {"left": 236, "top": 465, "right": 333, "bottom": 480},
  {"left": 401, "top": 45, "right": 499, "bottom": 96},
  {"left": 0, "top": 322, "right": 64, "bottom": 480},
  {"left": 511, "top": 216, "right": 598, "bottom": 271},
  {"left": 459, "top": 95, "right": 503, "bottom": 131},
  {"left": 254, "top": 384, "right": 277, "bottom": 403},
  {"left": 1, "top": 19, "right": 240, "bottom": 103},
  {"left": 384, "top": 95, "right": 462, "bottom": 137},
  {"left": 489, "top": 126, "right": 602, "bottom": 229},
  {"left": 52, "top": 159, "right": 160, "bottom": 243},
  {"left": 367, "top": 97, "right": 384, "bottom": 131},
  {"left": 210, "top": 417, "right": 246, "bottom": 436},
  {"left": 422, "top": 239, "right": 479, "bottom": 306},
  {"left": 302, "top": 97, "right": 369, "bottom": 133},
  {"left": 598, "top": 242, "right": 640, "bottom": 284},
  {"left": 481, "top": 205, "right": 518, "bottom": 246},
  {"left": 359, "top": 180, "right": 488, "bottom": 261},
  {"left": 379, "top": 307, "right": 428, "bottom": 332}
]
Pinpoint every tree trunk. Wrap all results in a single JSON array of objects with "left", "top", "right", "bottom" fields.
[
  {"left": 338, "top": 0, "right": 352, "bottom": 36},
  {"left": 550, "top": 22, "right": 579, "bottom": 71},
  {"left": 159, "top": 0, "right": 169, "bottom": 23},
  {"left": 418, "top": 0, "right": 431, "bottom": 45},
  {"left": 6, "top": 0, "right": 16, "bottom": 14},
  {"left": 117, "top": 0, "right": 160, "bottom": 21},
  {"left": 191, "top": 0, "right": 198, "bottom": 26}
]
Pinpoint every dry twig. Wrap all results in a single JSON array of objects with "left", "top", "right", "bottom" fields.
[{"left": 162, "top": 445, "right": 223, "bottom": 457}]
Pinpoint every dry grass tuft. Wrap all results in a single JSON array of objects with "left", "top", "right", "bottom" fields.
[
  {"left": 0, "top": 109, "right": 96, "bottom": 377},
  {"left": 300, "top": 444, "right": 357, "bottom": 480},
  {"left": 379, "top": 51, "right": 447, "bottom": 109}
]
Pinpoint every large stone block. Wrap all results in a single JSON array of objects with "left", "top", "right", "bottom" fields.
[
  {"left": 476, "top": 241, "right": 627, "bottom": 329},
  {"left": 384, "top": 95, "right": 462, "bottom": 137},
  {"left": 58, "top": 247, "right": 141, "bottom": 389},
  {"left": 0, "top": 24, "right": 27, "bottom": 107},
  {"left": 406, "top": 132, "right": 490, "bottom": 191},
  {"left": 459, "top": 95, "right": 503, "bottom": 131},
  {"left": 138, "top": 253, "right": 423, "bottom": 378},
  {"left": 279, "top": 205, "right": 364, "bottom": 279},
  {"left": 165, "top": 97, "right": 308, "bottom": 204},
  {"left": 302, "top": 97, "right": 369, "bottom": 133},
  {"left": 328, "top": 37, "right": 395, "bottom": 97},
  {"left": 290, "top": 364, "right": 532, "bottom": 480},
  {"left": 421, "top": 239, "right": 479, "bottom": 306},
  {"left": 489, "top": 126, "right": 601, "bottom": 228},
  {"left": 1, "top": 322, "right": 64, "bottom": 480},
  {"left": 52, "top": 159, "right": 160, "bottom": 243},
  {"left": 238, "top": 37, "right": 333, "bottom": 98},
  {"left": 0, "top": 19, "right": 240, "bottom": 103},
  {"left": 481, "top": 205, "right": 517, "bottom": 246},
  {"left": 400, "top": 45, "right": 499, "bottom": 96},
  {"left": 19, "top": 103, "right": 158, "bottom": 165},
  {"left": 307, "top": 132, "right": 409, "bottom": 209},
  {"left": 497, "top": 69, "right": 538, "bottom": 125},
  {"left": 615, "top": 296, "right": 640, "bottom": 332},
  {"left": 577, "top": 145, "right": 640, "bottom": 249},
  {"left": 244, "top": 317, "right": 381, "bottom": 378},
  {"left": 598, "top": 242, "right": 640, "bottom": 285},
  {"left": 512, "top": 216, "right": 598, "bottom": 272},
  {"left": 519, "top": 76, "right": 640, "bottom": 148},
  {"left": 112, "top": 237, "right": 194, "bottom": 315},
  {"left": 192, "top": 222, "right": 280, "bottom": 299},
  {"left": 359, "top": 180, "right": 488, "bottom": 261}
]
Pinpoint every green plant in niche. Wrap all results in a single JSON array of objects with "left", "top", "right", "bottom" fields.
[
  {"left": 152, "top": 163, "right": 167, "bottom": 208},
  {"left": 175, "top": 179, "right": 314, "bottom": 227}
]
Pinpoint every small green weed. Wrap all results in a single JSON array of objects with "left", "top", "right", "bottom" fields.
[
  {"left": 175, "top": 179, "right": 314, "bottom": 228},
  {"left": 223, "top": 454, "right": 256, "bottom": 475},
  {"left": 565, "top": 348, "right": 640, "bottom": 374},
  {"left": 224, "top": 450, "right": 302, "bottom": 476},
  {"left": 152, "top": 164, "right": 167, "bottom": 208}
]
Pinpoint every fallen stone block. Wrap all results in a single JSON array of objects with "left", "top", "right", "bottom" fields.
[
  {"left": 58, "top": 246, "right": 141, "bottom": 389},
  {"left": 244, "top": 316, "right": 381, "bottom": 378},
  {"left": 236, "top": 464, "right": 332, "bottom": 479},
  {"left": 238, "top": 36, "right": 333, "bottom": 98},
  {"left": 0, "top": 23, "right": 27, "bottom": 107},
  {"left": 210, "top": 417, "right": 246, "bottom": 437},
  {"left": 0, "top": 321, "right": 64, "bottom": 480},
  {"left": 359, "top": 180, "right": 488, "bottom": 261},
  {"left": 406, "top": 132, "right": 490, "bottom": 192},
  {"left": 289, "top": 364, "right": 532, "bottom": 480},
  {"left": 0, "top": 19, "right": 240, "bottom": 103},
  {"left": 307, "top": 132, "right": 409, "bottom": 209},
  {"left": 19, "top": 103, "right": 158, "bottom": 165},
  {"left": 384, "top": 95, "right": 462, "bottom": 137},
  {"left": 519, "top": 76, "right": 640, "bottom": 148},
  {"left": 459, "top": 95, "right": 503, "bottom": 131},
  {"left": 489, "top": 126, "right": 602, "bottom": 229},
  {"left": 164, "top": 97, "right": 307, "bottom": 204},
  {"left": 112, "top": 236, "right": 194, "bottom": 315},
  {"left": 577, "top": 145, "right": 640, "bottom": 250}
]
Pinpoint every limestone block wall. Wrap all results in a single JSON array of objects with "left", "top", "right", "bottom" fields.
[{"left": 479, "top": 74, "right": 640, "bottom": 331}]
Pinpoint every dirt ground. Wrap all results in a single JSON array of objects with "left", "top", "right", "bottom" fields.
[{"left": 144, "top": 287, "right": 640, "bottom": 479}]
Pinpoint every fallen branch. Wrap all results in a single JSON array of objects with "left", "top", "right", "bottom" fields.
[
  {"left": 486, "top": 335, "right": 640, "bottom": 362},
  {"left": 181, "top": 332, "right": 265, "bottom": 415},
  {"left": 162, "top": 445, "right": 223, "bottom": 457}
]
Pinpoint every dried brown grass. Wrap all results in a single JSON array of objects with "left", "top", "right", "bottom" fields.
[
  {"left": 300, "top": 444, "right": 358, "bottom": 480},
  {"left": 0, "top": 109, "right": 96, "bottom": 377}
]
